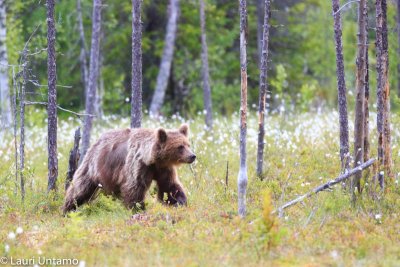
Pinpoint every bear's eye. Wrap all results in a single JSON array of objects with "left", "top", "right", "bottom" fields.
[{"left": 178, "top": 145, "right": 184, "bottom": 151}]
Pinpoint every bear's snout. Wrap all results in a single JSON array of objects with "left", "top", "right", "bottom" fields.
[{"left": 188, "top": 154, "right": 196, "bottom": 163}]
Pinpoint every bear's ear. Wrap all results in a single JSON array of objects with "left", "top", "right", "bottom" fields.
[
  {"left": 179, "top": 124, "right": 189, "bottom": 137},
  {"left": 156, "top": 128, "right": 168, "bottom": 143}
]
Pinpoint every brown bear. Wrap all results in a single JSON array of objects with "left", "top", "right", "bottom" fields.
[{"left": 62, "top": 124, "right": 195, "bottom": 214}]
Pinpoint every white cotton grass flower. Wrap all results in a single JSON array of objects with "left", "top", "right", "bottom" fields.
[
  {"left": 4, "top": 244, "right": 10, "bottom": 253},
  {"left": 16, "top": 227, "right": 23, "bottom": 235},
  {"left": 375, "top": 214, "right": 382, "bottom": 220},
  {"left": 8, "top": 232, "right": 16, "bottom": 240}
]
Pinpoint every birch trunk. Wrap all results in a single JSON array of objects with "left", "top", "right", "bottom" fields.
[
  {"left": 131, "top": 0, "right": 142, "bottom": 128},
  {"left": 81, "top": 0, "right": 102, "bottom": 158},
  {"left": 149, "top": 0, "right": 179, "bottom": 116},
  {"left": 199, "top": 0, "right": 213, "bottom": 129},
  {"left": 77, "top": 0, "right": 89, "bottom": 98},
  {"left": 256, "top": 0, "right": 271, "bottom": 178},
  {"left": 47, "top": 0, "right": 58, "bottom": 192},
  {"left": 0, "top": 0, "right": 11, "bottom": 127},
  {"left": 238, "top": 0, "right": 248, "bottom": 218},
  {"left": 352, "top": 0, "right": 367, "bottom": 195},
  {"left": 331, "top": 0, "right": 350, "bottom": 173},
  {"left": 376, "top": 0, "right": 392, "bottom": 188}
]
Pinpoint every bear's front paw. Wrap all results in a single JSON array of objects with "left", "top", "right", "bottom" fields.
[{"left": 168, "top": 190, "right": 187, "bottom": 206}]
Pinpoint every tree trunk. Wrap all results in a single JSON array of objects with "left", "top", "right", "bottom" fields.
[
  {"left": 77, "top": 0, "right": 89, "bottom": 98},
  {"left": 47, "top": 0, "right": 58, "bottom": 192},
  {"left": 131, "top": 0, "right": 142, "bottom": 128},
  {"left": 81, "top": 0, "right": 102, "bottom": 159},
  {"left": 149, "top": 0, "right": 179, "bottom": 116},
  {"left": 256, "top": 0, "right": 263, "bottom": 61},
  {"left": 376, "top": 0, "right": 392, "bottom": 188},
  {"left": 352, "top": 0, "right": 367, "bottom": 195},
  {"left": 364, "top": 42, "right": 370, "bottom": 163},
  {"left": 0, "top": 0, "right": 11, "bottom": 128},
  {"left": 20, "top": 51, "right": 27, "bottom": 201},
  {"left": 331, "top": 0, "right": 350, "bottom": 173},
  {"left": 256, "top": 0, "right": 271, "bottom": 178},
  {"left": 199, "top": 0, "right": 213, "bottom": 129},
  {"left": 94, "top": 52, "right": 103, "bottom": 118},
  {"left": 238, "top": 0, "right": 248, "bottom": 218},
  {"left": 397, "top": 0, "right": 400, "bottom": 98}
]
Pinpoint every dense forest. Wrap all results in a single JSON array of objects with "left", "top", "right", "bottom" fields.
[{"left": 3, "top": 0, "right": 399, "bottom": 117}]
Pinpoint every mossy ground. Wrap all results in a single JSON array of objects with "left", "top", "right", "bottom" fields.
[{"left": 0, "top": 110, "right": 399, "bottom": 266}]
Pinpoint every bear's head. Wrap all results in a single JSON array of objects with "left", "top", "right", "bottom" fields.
[{"left": 155, "top": 124, "right": 196, "bottom": 165}]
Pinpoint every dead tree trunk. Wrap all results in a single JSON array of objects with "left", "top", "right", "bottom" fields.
[
  {"left": 20, "top": 51, "right": 27, "bottom": 201},
  {"left": 238, "top": 0, "right": 248, "bottom": 218},
  {"left": 131, "top": 0, "right": 142, "bottom": 128},
  {"left": 66, "top": 128, "right": 81, "bottom": 190},
  {"left": 149, "top": 0, "right": 179, "bottom": 116},
  {"left": 332, "top": 0, "right": 350, "bottom": 173},
  {"left": 77, "top": 0, "right": 89, "bottom": 98},
  {"left": 364, "top": 43, "right": 370, "bottom": 163},
  {"left": 81, "top": 0, "right": 102, "bottom": 159},
  {"left": 199, "top": 0, "right": 213, "bottom": 129},
  {"left": 46, "top": 0, "right": 58, "bottom": 192},
  {"left": 0, "top": 0, "right": 11, "bottom": 128},
  {"left": 256, "top": 0, "right": 271, "bottom": 178},
  {"left": 376, "top": 0, "right": 392, "bottom": 188},
  {"left": 256, "top": 0, "right": 263, "bottom": 61},
  {"left": 397, "top": 0, "right": 400, "bottom": 98},
  {"left": 352, "top": 0, "right": 368, "bottom": 195},
  {"left": 12, "top": 67, "right": 18, "bottom": 195}
]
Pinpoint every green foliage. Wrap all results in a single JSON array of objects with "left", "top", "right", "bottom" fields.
[{"left": 5, "top": 0, "right": 400, "bottom": 116}]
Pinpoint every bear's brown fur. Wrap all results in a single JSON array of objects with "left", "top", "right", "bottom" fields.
[{"left": 62, "top": 124, "right": 195, "bottom": 214}]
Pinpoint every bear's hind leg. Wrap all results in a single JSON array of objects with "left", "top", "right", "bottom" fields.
[{"left": 62, "top": 177, "right": 98, "bottom": 215}]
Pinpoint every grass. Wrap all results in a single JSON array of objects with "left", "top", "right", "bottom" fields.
[{"left": 0, "top": 109, "right": 400, "bottom": 266}]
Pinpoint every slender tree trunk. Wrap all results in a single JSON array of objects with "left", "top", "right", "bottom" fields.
[
  {"left": 332, "top": 0, "right": 350, "bottom": 172},
  {"left": 397, "top": 0, "right": 400, "bottom": 98},
  {"left": 81, "top": 0, "right": 102, "bottom": 159},
  {"left": 12, "top": 67, "right": 18, "bottom": 195},
  {"left": 149, "top": 0, "right": 179, "bottom": 116},
  {"left": 256, "top": 0, "right": 271, "bottom": 178},
  {"left": 20, "top": 51, "right": 27, "bottom": 201},
  {"left": 0, "top": 0, "right": 11, "bottom": 128},
  {"left": 77, "top": 0, "right": 89, "bottom": 98},
  {"left": 47, "top": 0, "right": 58, "bottom": 192},
  {"left": 256, "top": 0, "right": 263, "bottom": 61},
  {"left": 352, "top": 0, "right": 367, "bottom": 195},
  {"left": 199, "top": 0, "right": 213, "bottom": 129},
  {"left": 364, "top": 43, "right": 370, "bottom": 163},
  {"left": 131, "top": 0, "right": 142, "bottom": 128},
  {"left": 376, "top": 0, "right": 392, "bottom": 188},
  {"left": 94, "top": 52, "right": 103, "bottom": 118},
  {"left": 238, "top": 0, "right": 248, "bottom": 218}
]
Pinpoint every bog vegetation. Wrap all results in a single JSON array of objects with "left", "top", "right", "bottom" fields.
[{"left": 0, "top": 111, "right": 399, "bottom": 266}]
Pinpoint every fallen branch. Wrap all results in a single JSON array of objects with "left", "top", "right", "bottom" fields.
[{"left": 274, "top": 158, "right": 376, "bottom": 214}]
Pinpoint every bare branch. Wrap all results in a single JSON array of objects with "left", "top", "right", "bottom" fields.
[{"left": 333, "top": 0, "right": 360, "bottom": 16}]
